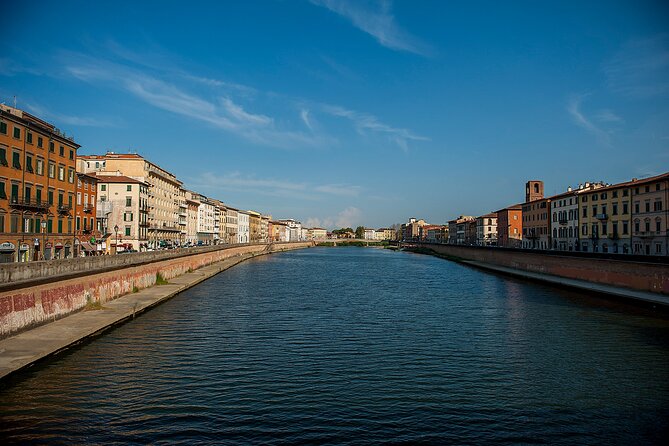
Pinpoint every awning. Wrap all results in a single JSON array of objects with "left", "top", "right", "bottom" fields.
[{"left": 81, "top": 242, "right": 95, "bottom": 251}]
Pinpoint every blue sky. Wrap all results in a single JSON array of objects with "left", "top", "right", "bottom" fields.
[{"left": 2, "top": 0, "right": 668, "bottom": 229}]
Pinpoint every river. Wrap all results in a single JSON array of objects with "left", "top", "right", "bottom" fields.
[{"left": 1, "top": 247, "right": 668, "bottom": 444}]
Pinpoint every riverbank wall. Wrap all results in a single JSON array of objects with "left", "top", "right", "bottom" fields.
[
  {"left": 0, "top": 242, "right": 312, "bottom": 339},
  {"left": 407, "top": 243, "right": 669, "bottom": 305}
]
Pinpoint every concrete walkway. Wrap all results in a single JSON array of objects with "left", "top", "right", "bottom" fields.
[
  {"left": 462, "top": 260, "right": 669, "bottom": 307},
  {"left": 0, "top": 252, "right": 261, "bottom": 381}
]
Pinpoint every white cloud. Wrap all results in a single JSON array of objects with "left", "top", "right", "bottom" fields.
[
  {"left": 322, "top": 103, "right": 429, "bottom": 151},
  {"left": 221, "top": 97, "right": 273, "bottom": 126},
  {"left": 300, "top": 109, "right": 313, "bottom": 130},
  {"left": 567, "top": 94, "right": 611, "bottom": 146},
  {"left": 310, "top": 0, "right": 431, "bottom": 56},
  {"left": 335, "top": 206, "right": 362, "bottom": 228},
  {"left": 314, "top": 183, "right": 361, "bottom": 196},
  {"left": 23, "top": 101, "right": 117, "bottom": 128}
]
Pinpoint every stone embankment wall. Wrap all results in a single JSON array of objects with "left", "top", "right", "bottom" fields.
[
  {"left": 0, "top": 242, "right": 311, "bottom": 338},
  {"left": 417, "top": 243, "right": 669, "bottom": 295}
]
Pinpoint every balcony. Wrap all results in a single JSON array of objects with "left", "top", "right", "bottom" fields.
[
  {"left": 595, "top": 213, "right": 608, "bottom": 220},
  {"left": 139, "top": 221, "right": 150, "bottom": 227},
  {"left": 9, "top": 197, "right": 50, "bottom": 213},
  {"left": 558, "top": 218, "right": 568, "bottom": 225},
  {"left": 57, "top": 205, "right": 72, "bottom": 215},
  {"left": 83, "top": 205, "right": 94, "bottom": 214}
]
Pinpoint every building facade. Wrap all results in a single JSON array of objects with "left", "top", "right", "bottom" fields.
[
  {"left": 78, "top": 152, "right": 183, "bottom": 248},
  {"left": 237, "top": 211, "right": 250, "bottom": 243},
  {"left": 74, "top": 173, "right": 99, "bottom": 255},
  {"left": 476, "top": 213, "right": 497, "bottom": 246},
  {"left": 631, "top": 173, "right": 669, "bottom": 255},
  {"left": 496, "top": 205, "right": 522, "bottom": 248},
  {"left": 95, "top": 173, "right": 149, "bottom": 252},
  {"left": 0, "top": 105, "right": 80, "bottom": 262},
  {"left": 184, "top": 190, "right": 200, "bottom": 246},
  {"left": 224, "top": 206, "right": 238, "bottom": 244},
  {"left": 579, "top": 182, "right": 632, "bottom": 254}
]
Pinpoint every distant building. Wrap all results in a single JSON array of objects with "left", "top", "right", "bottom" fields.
[
  {"left": 309, "top": 227, "right": 327, "bottom": 240},
  {"left": 237, "top": 210, "right": 250, "bottom": 243},
  {"left": 74, "top": 172, "right": 100, "bottom": 255},
  {"left": 631, "top": 173, "right": 669, "bottom": 255},
  {"left": 496, "top": 205, "right": 522, "bottom": 248},
  {"left": 447, "top": 216, "right": 475, "bottom": 245},
  {"left": 402, "top": 217, "right": 425, "bottom": 241},
  {"left": 476, "top": 213, "right": 497, "bottom": 246}
]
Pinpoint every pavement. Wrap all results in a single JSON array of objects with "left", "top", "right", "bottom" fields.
[{"left": 0, "top": 252, "right": 259, "bottom": 382}]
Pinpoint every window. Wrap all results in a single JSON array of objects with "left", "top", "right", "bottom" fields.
[
  {"left": 76, "top": 216, "right": 80, "bottom": 231},
  {"left": 57, "top": 219, "right": 62, "bottom": 233},
  {"left": 26, "top": 154, "right": 33, "bottom": 173},
  {"left": 623, "top": 203, "right": 629, "bottom": 214},
  {"left": 582, "top": 195, "right": 588, "bottom": 202},
  {"left": 601, "top": 192, "right": 607, "bottom": 199},
  {"left": 612, "top": 190, "right": 618, "bottom": 198},
  {"left": 68, "top": 168, "right": 74, "bottom": 183},
  {"left": 69, "top": 150, "right": 74, "bottom": 160},
  {"left": 77, "top": 192, "right": 82, "bottom": 205},
  {"left": 12, "top": 152, "right": 21, "bottom": 169},
  {"left": 634, "top": 220, "right": 640, "bottom": 232},
  {"left": 24, "top": 185, "right": 31, "bottom": 201},
  {"left": 37, "top": 136, "right": 43, "bottom": 148},
  {"left": 59, "top": 146, "right": 64, "bottom": 156},
  {"left": 601, "top": 223, "right": 607, "bottom": 235},
  {"left": 592, "top": 205, "right": 597, "bottom": 215},
  {"left": 101, "top": 184, "right": 107, "bottom": 191},
  {"left": 592, "top": 194, "right": 598, "bottom": 201},
  {"left": 655, "top": 201, "right": 663, "bottom": 211},
  {"left": 644, "top": 201, "right": 650, "bottom": 212},
  {"left": 623, "top": 189, "right": 628, "bottom": 197},
  {"left": 612, "top": 203, "right": 618, "bottom": 215},
  {"left": 48, "top": 162, "right": 55, "bottom": 178},
  {"left": 36, "top": 188, "right": 41, "bottom": 203},
  {"left": 10, "top": 215, "right": 18, "bottom": 233},
  {"left": 127, "top": 185, "right": 132, "bottom": 192},
  {"left": 125, "top": 226, "right": 131, "bottom": 236},
  {"left": 13, "top": 127, "right": 21, "bottom": 139},
  {"left": 582, "top": 224, "right": 587, "bottom": 235},
  {"left": 0, "top": 147, "right": 7, "bottom": 166},
  {"left": 26, "top": 132, "right": 33, "bottom": 144},
  {"left": 657, "top": 220, "right": 661, "bottom": 232},
  {"left": 58, "top": 166, "right": 65, "bottom": 181},
  {"left": 645, "top": 185, "right": 650, "bottom": 193},
  {"left": 36, "top": 158, "right": 44, "bottom": 175},
  {"left": 0, "top": 181, "right": 5, "bottom": 199},
  {"left": 126, "top": 197, "right": 132, "bottom": 207},
  {"left": 123, "top": 212, "right": 133, "bottom": 222},
  {"left": 0, "top": 121, "right": 6, "bottom": 134},
  {"left": 48, "top": 190, "right": 54, "bottom": 205},
  {"left": 83, "top": 193, "right": 88, "bottom": 205},
  {"left": 657, "top": 183, "right": 661, "bottom": 191},
  {"left": 49, "top": 141, "right": 54, "bottom": 152},
  {"left": 634, "top": 202, "right": 639, "bottom": 213},
  {"left": 645, "top": 220, "right": 650, "bottom": 232}
]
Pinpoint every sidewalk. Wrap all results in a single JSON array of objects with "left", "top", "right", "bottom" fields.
[{"left": 0, "top": 252, "right": 257, "bottom": 381}]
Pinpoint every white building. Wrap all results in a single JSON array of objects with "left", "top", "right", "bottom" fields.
[
  {"left": 278, "top": 219, "right": 302, "bottom": 241},
  {"left": 197, "top": 198, "right": 217, "bottom": 245},
  {"left": 476, "top": 213, "right": 497, "bottom": 246},
  {"left": 237, "top": 210, "right": 250, "bottom": 243}
]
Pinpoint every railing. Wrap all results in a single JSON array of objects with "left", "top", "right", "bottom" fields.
[
  {"left": 57, "top": 205, "right": 72, "bottom": 215},
  {"left": 558, "top": 218, "right": 568, "bottom": 225},
  {"left": 9, "top": 197, "right": 50, "bottom": 213},
  {"left": 83, "top": 205, "right": 94, "bottom": 213}
]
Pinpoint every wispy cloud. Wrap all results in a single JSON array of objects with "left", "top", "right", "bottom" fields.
[
  {"left": 63, "top": 54, "right": 323, "bottom": 148},
  {"left": 22, "top": 101, "right": 118, "bottom": 128},
  {"left": 604, "top": 34, "right": 669, "bottom": 98},
  {"left": 300, "top": 109, "right": 313, "bottom": 130},
  {"left": 594, "top": 109, "right": 623, "bottom": 123},
  {"left": 567, "top": 94, "right": 611, "bottom": 145},
  {"left": 322, "top": 104, "right": 429, "bottom": 151},
  {"left": 310, "top": 0, "right": 431, "bottom": 56},
  {"left": 190, "top": 171, "right": 361, "bottom": 200}
]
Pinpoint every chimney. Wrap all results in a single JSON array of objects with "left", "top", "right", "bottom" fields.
[{"left": 567, "top": 186, "right": 572, "bottom": 192}]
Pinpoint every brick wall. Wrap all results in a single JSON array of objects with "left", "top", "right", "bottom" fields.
[{"left": 420, "top": 243, "right": 669, "bottom": 295}]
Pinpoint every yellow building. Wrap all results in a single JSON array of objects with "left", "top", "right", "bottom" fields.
[{"left": 578, "top": 182, "right": 632, "bottom": 254}]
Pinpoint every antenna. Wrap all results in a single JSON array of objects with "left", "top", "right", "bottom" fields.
[{"left": 13, "top": 96, "right": 16, "bottom": 108}]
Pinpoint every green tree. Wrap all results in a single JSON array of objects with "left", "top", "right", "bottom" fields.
[{"left": 355, "top": 226, "right": 365, "bottom": 239}]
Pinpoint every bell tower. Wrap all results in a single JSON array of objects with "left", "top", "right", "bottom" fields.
[{"left": 525, "top": 180, "right": 544, "bottom": 202}]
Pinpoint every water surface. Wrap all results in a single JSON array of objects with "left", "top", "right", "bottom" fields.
[{"left": 1, "top": 247, "right": 668, "bottom": 444}]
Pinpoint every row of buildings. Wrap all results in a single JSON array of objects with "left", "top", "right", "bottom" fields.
[
  {"left": 402, "top": 175, "right": 669, "bottom": 256},
  {"left": 0, "top": 105, "right": 309, "bottom": 262}
]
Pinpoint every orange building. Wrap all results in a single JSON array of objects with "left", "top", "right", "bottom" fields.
[
  {"left": 496, "top": 204, "right": 522, "bottom": 248},
  {"left": 0, "top": 105, "right": 80, "bottom": 262},
  {"left": 74, "top": 172, "right": 100, "bottom": 255}
]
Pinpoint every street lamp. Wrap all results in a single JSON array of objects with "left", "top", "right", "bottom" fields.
[
  {"left": 114, "top": 224, "right": 119, "bottom": 255},
  {"left": 41, "top": 221, "right": 47, "bottom": 260}
]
